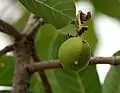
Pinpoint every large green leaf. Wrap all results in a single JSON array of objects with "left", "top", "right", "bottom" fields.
[
  {"left": 30, "top": 72, "right": 44, "bottom": 93},
  {"left": 91, "top": 0, "right": 120, "bottom": 20},
  {"left": 79, "top": 65, "right": 102, "bottom": 93},
  {"left": 103, "top": 51, "right": 120, "bottom": 93},
  {"left": 103, "top": 65, "right": 120, "bottom": 93},
  {"left": 82, "top": 19, "right": 97, "bottom": 53},
  {"left": 53, "top": 68, "right": 85, "bottom": 93},
  {"left": 35, "top": 24, "right": 57, "bottom": 60},
  {"left": 0, "top": 56, "right": 15, "bottom": 86},
  {"left": 19, "top": 0, "right": 76, "bottom": 29}
]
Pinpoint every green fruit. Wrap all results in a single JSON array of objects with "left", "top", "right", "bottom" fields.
[
  {"left": 58, "top": 36, "right": 91, "bottom": 72},
  {"left": 79, "top": 40, "right": 91, "bottom": 71}
]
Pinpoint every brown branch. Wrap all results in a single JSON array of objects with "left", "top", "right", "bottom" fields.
[
  {"left": 27, "top": 56, "right": 120, "bottom": 73},
  {"left": 23, "top": 13, "right": 50, "bottom": 93},
  {"left": 23, "top": 14, "right": 44, "bottom": 39},
  {"left": 28, "top": 60, "right": 61, "bottom": 73},
  {"left": 0, "top": 44, "right": 14, "bottom": 56},
  {"left": 31, "top": 41, "right": 52, "bottom": 93},
  {"left": 22, "top": 14, "right": 40, "bottom": 34},
  {"left": 12, "top": 13, "right": 42, "bottom": 93},
  {"left": 0, "top": 19, "right": 21, "bottom": 39},
  {"left": 26, "top": 18, "right": 44, "bottom": 39},
  {"left": 90, "top": 56, "right": 120, "bottom": 65},
  {"left": 12, "top": 37, "right": 32, "bottom": 93}
]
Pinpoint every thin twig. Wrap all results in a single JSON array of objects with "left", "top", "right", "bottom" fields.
[
  {"left": 22, "top": 14, "right": 40, "bottom": 34},
  {"left": 27, "top": 56, "right": 120, "bottom": 73},
  {"left": 90, "top": 56, "right": 120, "bottom": 65},
  {"left": 0, "top": 19, "right": 21, "bottom": 39},
  {"left": 26, "top": 18, "right": 44, "bottom": 39},
  {"left": 28, "top": 60, "right": 61, "bottom": 73},
  {"left": 31, "top": 41, "right": 52, "bottom": 93},
  {"left": 0, "top": 44, "right": 14, "bottom": 56}
]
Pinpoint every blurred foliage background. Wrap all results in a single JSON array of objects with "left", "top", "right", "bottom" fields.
[{"left": 0, "top": 0, "right": 120, "bottom": 93}]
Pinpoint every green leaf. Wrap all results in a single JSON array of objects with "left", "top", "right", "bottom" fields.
[
  {"left": 35, "top": 24, "right": 57, "bottom": 60},
  {"left": 83, "top": 19, "right": 98, "bottom": 52},
  {"left": 91, "top": 0, "right": 120, "bottom": 20},
  {"left": 0, "top": 56, "right": 15, "bottom": 86},
  {"left": 53, "top": 69, "right": 85, "bottom": 93},
  {"left": 30, "top": 72, "right": 44, "bottom": 93},
  {"left": 103, "top": 51, "right": 120, "bottom": 93},
  {"left": 113, "top": 50, "right": 120, "bottom": 56},
  {"left": 103, "top": 65, "right": 120, "bottom": 93},
  {"left": 59, "top": 24, "right": 77, "bottom": 36},
  {"left": 0, "top": 90, "right": 10, "bottom": 93},
  {"left": 31, "top": 24, "right": 57, "bottom": 93},
  {"left": 48, "top": 29, "right": 68, "bottom": 60},
  {"left": 79, "top": 65, "right": 102, "bottom": 93},
  {"left": 19, "top": 0, "right": 76, "bottom": 29}
]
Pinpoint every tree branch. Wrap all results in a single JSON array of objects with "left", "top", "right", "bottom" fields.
[
  {"left": 12, "top": 37, "right": 32, "bottom": 93},
  {"left": 90, "top": 56, "right": 120, "bottom": 65},
  {"left": 23, "top": 13, "right": 44, "bottom": 39},
  {"left": 27, "top": 56, "right": 120, "bottom": 73},
  {"left": 26, "top": 18, "right": 44, "bottom": 39},
  {"left": 0, "top": 19, "right": 21, "bottom": 39},
  {"left": 28, "top": 60, "right": 61, "bottom": 73},
  {"left": 0, "top": 44, "right": 14, "bottom": 56},
  {"left": 22, "top": 14, "right": 40, "bottom": 34},
  {"left": 23, "top": 13, "right": 51, "bottom": 93}
]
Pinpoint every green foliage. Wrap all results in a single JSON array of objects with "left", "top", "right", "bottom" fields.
[
  {"left": 47, "top": 24, "right": 101, "bottom": 93},
  {"left": 82, "top": 20, "right": 97, "bottom": 53},
  {"left": 35, "top": 24, "right": 57, "bottom": 60},
  {"left": 19, "top": 0, "right": 76, "bottom": 29},
  {"left": 53, "top": 69, "right": 85, "bottom": 93},
  {"left": 103, "top": 51, "right": 120, "bottom": 93},
  {"left": 91, "top": 0, "right": 120, "bottom": 20},
  {"left": 103, "top": 65, "right": 120, "bottom": 93},
  {"left": 0, "top": 56, "right": 15, "bottom": 86},
  {"left": 48, "top": 29, "right": 68, "bottom": 60},
  {"left": 79, "top": 65, "right": 102, "bottom": 93},
  {"left": 30, "top": 73, "right": 44, "bottom": 93},
  {"left": 1, "top": 0, "right": 120, "bottom": 93}
]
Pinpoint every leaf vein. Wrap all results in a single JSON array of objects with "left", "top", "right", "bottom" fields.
[{"left": 35, "top": 0, "right": 74, "bottom": 20}]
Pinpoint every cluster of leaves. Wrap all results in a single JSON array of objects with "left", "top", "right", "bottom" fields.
[{"left": 0, "top": 0, "right": 120, "bottom": 93}]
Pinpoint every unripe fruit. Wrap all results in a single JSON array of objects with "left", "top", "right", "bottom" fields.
[
  {"left": 58, "top": 36, "right": 91, "bottom": 72},
  {"left": 78, "top": 40, "right": 91, "bottom": 71}
]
